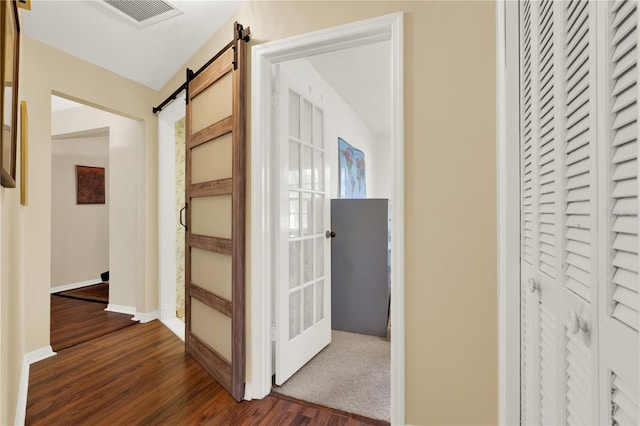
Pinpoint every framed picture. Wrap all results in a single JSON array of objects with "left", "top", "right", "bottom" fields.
[
  {"left": 1, "top": 0, "right": 20, "bottom": 188},
  {"left": 76, "top": 165, "right": 106, "bottom": 204},
  {"left": 338, "top": 137, "right": 366, "bottom": 198}
]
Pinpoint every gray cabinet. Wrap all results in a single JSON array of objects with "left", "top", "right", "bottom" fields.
[{"left": 330, "top": 199, "right": 390, "bottom": 337}]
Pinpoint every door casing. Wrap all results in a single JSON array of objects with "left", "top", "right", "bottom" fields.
[
  {"left": 249, "top": 12, "right": 405, "bottom": 425},
  {"left": 496, "top": 1, "right": 523, "bottom": 425},
  {"left": 158, "top": 92, "right": 187, "bottom": 340}
]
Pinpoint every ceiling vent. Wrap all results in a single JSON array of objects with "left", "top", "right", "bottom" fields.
[{"left": 99, "top": 0, "right": 183, "bottom": 28}]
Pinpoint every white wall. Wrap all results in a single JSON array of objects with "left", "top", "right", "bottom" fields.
[
  {"left": 52, "top": 105, "right": 141, "bottom": 309},
  {"left": 280, "top": 59, "right": 391, "bottom": 200},
  {"left": 51, "top": 134, "right": 109, "bottom": 287}
]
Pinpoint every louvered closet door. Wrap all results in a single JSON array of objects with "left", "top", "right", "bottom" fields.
[
  {"left": 519, "top": 1, "right": 640, "bottom": 425},
  {"left": 519, "top": 1, "right": 565, "bottom": 423},
  {"left": 598, "top": 1, "right": 639, "bottom": 424},
  {"left": 519, "top": 1, "right": 600, "bottom": 424},
  {"left": 559, "top": 1, "right": 600, "bottom": 424}
]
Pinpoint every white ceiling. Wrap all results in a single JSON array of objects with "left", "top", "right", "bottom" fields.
[
  {"left": 27, "top": 2, "right": 389, "bottom": 138},
  {"left": 22, "top": 0, "right": 244, "bottom": 90},
  {"left": 306, "top": 41, "right": 391, "bottom": 138}
]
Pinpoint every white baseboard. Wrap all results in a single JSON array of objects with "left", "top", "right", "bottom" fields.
[
  {"left": 133, "top": 310, "right": 159, "bottom": 324},
  {"left": 160, "top": 317, "right": 185, "bottom": 341},
  {"left": 15, "top": 346, "right": 56, "bottom": 426},
  {"left": 50, "top": 278, "right": 102, "bottom": 294},
  {"left": 105, "top": 304, "right": 136, "bottom": 316}
]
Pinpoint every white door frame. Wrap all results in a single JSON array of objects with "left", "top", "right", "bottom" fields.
[
  {"left": 158, "top": 93, "right": 186, "bottom": 340},
  {"left": 249, "top": 12, "right": 405, "bottom": 425},
  {"left": 497, "top": 1, "right": 525, "bottom": 424}
]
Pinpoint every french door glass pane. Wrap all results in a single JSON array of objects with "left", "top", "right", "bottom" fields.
[
  {"left": 313, "top": 150, "right": 323, "bottom": 191},
  {"left": 302, "top": 146, "right": 312, "bottom": 190},
  {"left": 289, "top": 141, "right": 300, "bottom": 188},
  {"left": 289, "top": 90, "right": 300, "bottom": 139},
  {"left": 289, "top": 290, "right": 301, "bottom": 339},
  {"left": 302, "top": 99, "right": 312, "bottom": 143},
  {"left": 289, "top": 241, "right": 300, "bottom": 289},
  {"left": 303, "top": 286, "right": 314, "bottom": 330},
  {"left": 315, "top": 237, "right": 324, "bottom": 278},
  {"left": 303, "top": 238, "right": 313, "bottom": 283},
  {"left": 302, "top": 193, "right": 313, "bottom": 236},
  {"left": 315, "top": 280, "right": 324, "bottom": 321},
  {"left": 315, "top": 194, "right": 323, "bottom": 235},
  {"left": 289, "top": 191, "right": 300, "bottom": 237}
]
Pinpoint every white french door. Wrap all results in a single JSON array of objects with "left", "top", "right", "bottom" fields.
[
  {"left": 274, "top": 66, "right": 331, "bottom": 385},
  {"left": 518, "top": 1, "right": 639, "bottom": 424}
]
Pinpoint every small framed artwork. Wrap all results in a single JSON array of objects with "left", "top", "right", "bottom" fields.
[
  {"left": 76, "top": 165, "right": 105, "bottom": 204},
  {"left": 1, "top": 0, "right": 20, "bottom": 188},
  {"left": 338, "top": 137, "right": 366, "bottom": 198}
]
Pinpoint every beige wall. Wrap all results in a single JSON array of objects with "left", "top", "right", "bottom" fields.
[
  {"left": 1, "top": 32, "right": 158, "bottom": 422},
  {"left": 51, "top": 134, "right": 109, "bottom": 287},
  {"left": 160, "top": 2, "right": 497, "bottom": 424},
  {"left": 1, "top": 22, "right": 28, "bottom": 423},
  {"left": 1, "top": 1, "right": 497, "bottom": 424}
]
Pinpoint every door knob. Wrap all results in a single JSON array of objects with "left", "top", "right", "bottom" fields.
[
  {"left": 526, "top": 277, "right": 539, "bottom": 293},
  {"left": 565, "top": 310, "right": 589, "bottom": 334},
  {"left": 325, "top": 230, "right": 336, "bottom": 239}
]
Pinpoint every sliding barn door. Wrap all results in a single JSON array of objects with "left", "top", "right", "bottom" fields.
[
  {"left": 518, "top": 1, "right": 639, "bottom": 424},
  {"left": 184, "top": 22, "right": 250, "bottom": 401}
]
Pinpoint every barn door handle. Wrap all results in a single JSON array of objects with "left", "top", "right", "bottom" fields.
[{"left": 180, "top": 205, "right": 188, "bottom": 231}]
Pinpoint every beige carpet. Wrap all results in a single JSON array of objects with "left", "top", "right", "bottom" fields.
[{"left": 273, "top": 330, "right": 390, "bottom": 422}]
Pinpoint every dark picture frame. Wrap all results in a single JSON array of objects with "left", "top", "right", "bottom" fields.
[
  {"left": 1, "top": 0, "right": 20, "bottom": 188},
  {"left": 76, "top": 165, "right": 106, "bottom": 205}
]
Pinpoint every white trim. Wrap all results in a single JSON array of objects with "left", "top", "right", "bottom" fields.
[
  {"left": 497, "top": 1, "right": 521, "bottom": 425},
  {"left": 105, "top": 304, "right": 137, "bottom": 316},
  {"left": 132, "top": 310, "right": 160, "bottom": 323},
  {"left": 15, "top": 346, "right": 56, "bottom": 426},
  {"left": 158, "top": 93, "right": 186, "bottom": 322},
  {"left": 161, "top": 317, "right": 185, "bottom": 341},
  {"left": 50, "top": 278, "right": 102, "bottom": 294},
  {"left": 250, "top": 13, "right": 405, "bottom": 425}
]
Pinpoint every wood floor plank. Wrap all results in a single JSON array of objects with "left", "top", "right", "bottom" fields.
[
  {"left": 27, "top": 320, "right": 384, "bottom": 425},
  {"left": 50, "top": 295, "right": 136, "bottom": 351}
]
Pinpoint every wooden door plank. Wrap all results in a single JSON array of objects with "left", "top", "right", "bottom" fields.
[
  {"left": 190, "top": 48, "right": 234, "bottom": 99},
  {"left": 189, "top": 116, "right": 233, "bottom": 149},
  {"left": 190, "top": 178, "right": 233, "bottom": 197},
  {"left": 190, "top": 283, "right": 232, "bottom": 317},
  {"left": 190, "top": 234, "right": 232, "bottom": 255}
]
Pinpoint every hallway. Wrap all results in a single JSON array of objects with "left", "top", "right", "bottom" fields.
[{"left": 26, "top": 320, "right": 382, "bottom": 425}]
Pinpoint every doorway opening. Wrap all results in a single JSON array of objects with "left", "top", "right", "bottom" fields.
[
  {"left": 269, "top": 45, "right": 392, "bottom": 422},
  {"left": 157, "top": 92, "right": 187, "bottom": 341},
  {"left": 250, "top": 12, "right": 404, "bottom": 425},
  {"left": 49, "top": 94, "right": 143, "bottom": 350}
]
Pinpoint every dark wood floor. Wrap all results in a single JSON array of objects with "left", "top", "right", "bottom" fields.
[
  {"left": 29, "top": 315, "right": 382, "bottom": 425},
  {"left": 50, "top": 294, "right": 136, "bottom": 351}
]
